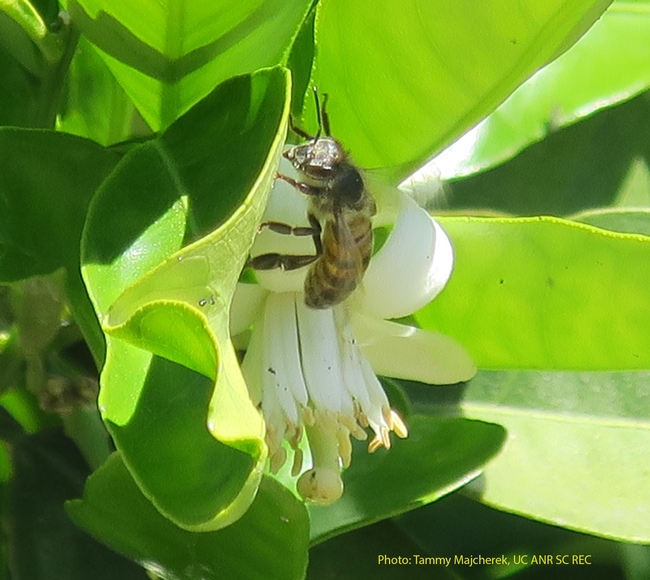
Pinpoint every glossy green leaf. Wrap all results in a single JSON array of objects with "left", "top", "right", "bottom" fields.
[
  {"left": 8, "top": 428, "right": 149, "bottom": 580},
  {"left": 574, "top": 207, "right": 650, "bottom": 237},
  {"left": 0, "top": 129, "right": 122, "bottom": 363},
  {"left": 438, "top": 0, "right": 650, "bottom": 178},
  {"left": 308, "top": 416, "right": 506, "bottom": 544},
  {"left": 0, "top": 130, "right": 120, "bottom": 282},
  {"left": 312, "top": 0, "right": 612, "bottom": 180},
  {"left": 416, "top": 216, "right": 650, "bottom": 370},
  {"left": 461, "top": 370, "right": 650, "bottom": 542},
  {"left": 67, "top": 452, "right": 310, "bottom": 580},
  {"left": 57, "top": 37, "right": 138, "bottom": 146},
  {"left": 81, "top": 67, "right": 291, "bottom": 529},
  {"left": 447, "top": 95, "right": 650, "bottom": 216},
  {"left": 65, "top": 0, "right": 312, "bottom": 130},
  {"left": 104, "top": 353, "right": 261, "bottom": 530}
]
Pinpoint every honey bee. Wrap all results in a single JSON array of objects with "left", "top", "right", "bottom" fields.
[{"left": 249, "top": 91, "right": 376, "bottom": 309}]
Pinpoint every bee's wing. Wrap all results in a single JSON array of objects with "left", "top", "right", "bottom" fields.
[
  {"left": 364, "top": 166, "right": 450, "bottom": 225},
  {"left": 332, "top": 209, "right": 366, "bottom": 281}
]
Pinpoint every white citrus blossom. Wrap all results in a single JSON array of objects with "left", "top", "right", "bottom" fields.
[{"left": 230, "top": 158, "right": 476, "bottom": 505}]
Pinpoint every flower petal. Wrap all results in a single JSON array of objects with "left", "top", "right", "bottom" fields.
[
  {"left": 264, "top": 293, "right": 309, "bottom": 425},
  {"left": 351, "top": 313, "right": 477, "bottom": 384},
  {"left": 356, "top": 192, "right": 454, "bottom": 319},
  {"left": 250, "top": 159, "right": 312, "bottom": 294},
  {"left": 295, "top": 300, "right": 348, "bottom": 416}
]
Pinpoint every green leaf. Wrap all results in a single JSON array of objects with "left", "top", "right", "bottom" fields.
[
  {"left": 0, "top": 41, "right": 39, "bottom": 127},
  {"left": 81, "top": 67, "right": 291, "bottom": 529},
  {"left": 573, "top": 207, "right": 650, "bottom": 237},
  {"left": 311, "top": 0, "right": 611, "bottom": 179},
  {"left": 0, "top": 0, "right": 47, "bottom": 75},
  {"left": 416, "top": 216, "right": 650, "bottom": 370},
  {"left": 308, "top": 519, "right": 462, "bottom": 580},
  {"left": 57, "top": 37, "right": 138, "bottom": 146},
  {"left": 461, "top": 369, "right": 650, "bottom": 542},
  {"left": 308, "top": 416, "right": 506, "bottom": 544},
  {"left": 0, "top": 129, "right": 123, "bottom": 363},
  {"left": 438, "top": 0, "right": 650, "bottom": 177},
  {"left": 395, "top": 492, "right": 626, "bottom": 579},
  {"left": 447, "top": 95, "right": 650, "bottom": 215},
  {"left": 8, "top": 428, "right": 149, "bottom": 579},
  {"left": 66, "top": 0, "right": 312, "bottom": 130},
  {"left": 67, "top": 452, "right": 310, "bottom": 580},
  {"left": 103, "top": 354, "right": 262, "bottom": 530}
]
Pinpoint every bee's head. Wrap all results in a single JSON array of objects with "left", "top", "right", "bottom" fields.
[{"left": 284, "top": 137, "right": 345, "bottom": 184}]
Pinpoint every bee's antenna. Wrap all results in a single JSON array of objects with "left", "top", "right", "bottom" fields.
[
  {"left": 312, "top": 87, "right": 322, "bottom": 139},
  {"left": 289, "top": 116, "right": 313, "bottom": 141}
]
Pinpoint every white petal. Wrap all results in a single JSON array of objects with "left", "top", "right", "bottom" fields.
[
  {"left": 351, "top": 313, "right": 477, "bottom": 384},
  {"left": 265, "top": 293, "right": 309, "bottom": 414},
  {"left": 262, "top": 293, "right": 304, "bottom": 425},
  {"left": 334, "top": 306, "right": 372, "bottom": 414},
  {"left": 295, "top": 300, "right": 346, "bottom": 415},
  {"left": 250, "top": 159, "right": 312, "bottom": 293},
  {"left": 229, "top": 283, "right": 267, "bottom": 336},
  {"left": 357, "top": 192, "right": 454, "bottom": 319}
]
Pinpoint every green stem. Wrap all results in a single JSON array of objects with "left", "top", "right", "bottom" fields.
[{"left": 35, "top": 13, "right": 80, "bottom": 129}]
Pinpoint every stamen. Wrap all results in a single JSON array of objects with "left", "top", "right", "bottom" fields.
[
  {"left": 302, "top": 406, "right": 315, "bottom": 425},
  {"left": 381, "top": 426, "right": 391, "bottom": 449},
  {"left": 391, "top": 410, "right": 409, "bottom": 439},
  {"left": 291, "top": 448, "right": 304, "bottom": 477},
  {"left": 336, "top": 426, "right": 353, "bottom": 468},
  {"left": 269, "top": 447, "right": 287, "bottom": 474},
  {"left": 368, "top": 436, "right": 382, "bottom": 453}
]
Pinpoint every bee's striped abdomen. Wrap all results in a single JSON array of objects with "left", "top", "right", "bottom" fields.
[{"left": 304, "top": 212, "right": 373, "bottom": 309}]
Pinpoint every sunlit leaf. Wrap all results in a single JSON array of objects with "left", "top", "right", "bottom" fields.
[
  {"left": 416, "top": 216, "right": 650, "bottom": 370},
  {"left": 312, "top": 0, "right": 612, "bottom": 179},
  {"left": 81, "top": 67, "right": 291, "bottom": 529},
  {"left": 65, "top": 0, "right": 312, "bottom": 130},
  {"left": 437, "top": 0, "right": 650, "bottom": 178}
]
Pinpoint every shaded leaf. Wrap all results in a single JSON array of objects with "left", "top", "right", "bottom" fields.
[
  {"left": 67, "top": 453, "right": 310, "bottom": 580},
  {"left": 308, "top": 519, "right": 461, "bottom": 580},
  {"left": 461, "top": 370, "right": 650, "bottom": 543},
  {"left": 446, "top": 94, "right": 650, "bottom": 215},
  {"left": 7, "top": 428, "right": 149, "bottom": 580},
  {"left": 308, "top": 416, "right": 506, "bottom": 544}
]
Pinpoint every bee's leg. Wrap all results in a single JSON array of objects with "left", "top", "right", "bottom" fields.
[
  {"left": 248, "top": 215, "right": 322, "bottom": 272},
  {"left": 257, "top": 220, "right": 320, "bottom": 237},
  {"left": 307, "top": 213, "right": 323, "bottom": 257},
  {"left": 276, "top": 173, "right": 321, "bottom": 197},
  {"left": 247, "top": 253, "right": 319, "bottom": 271}
]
